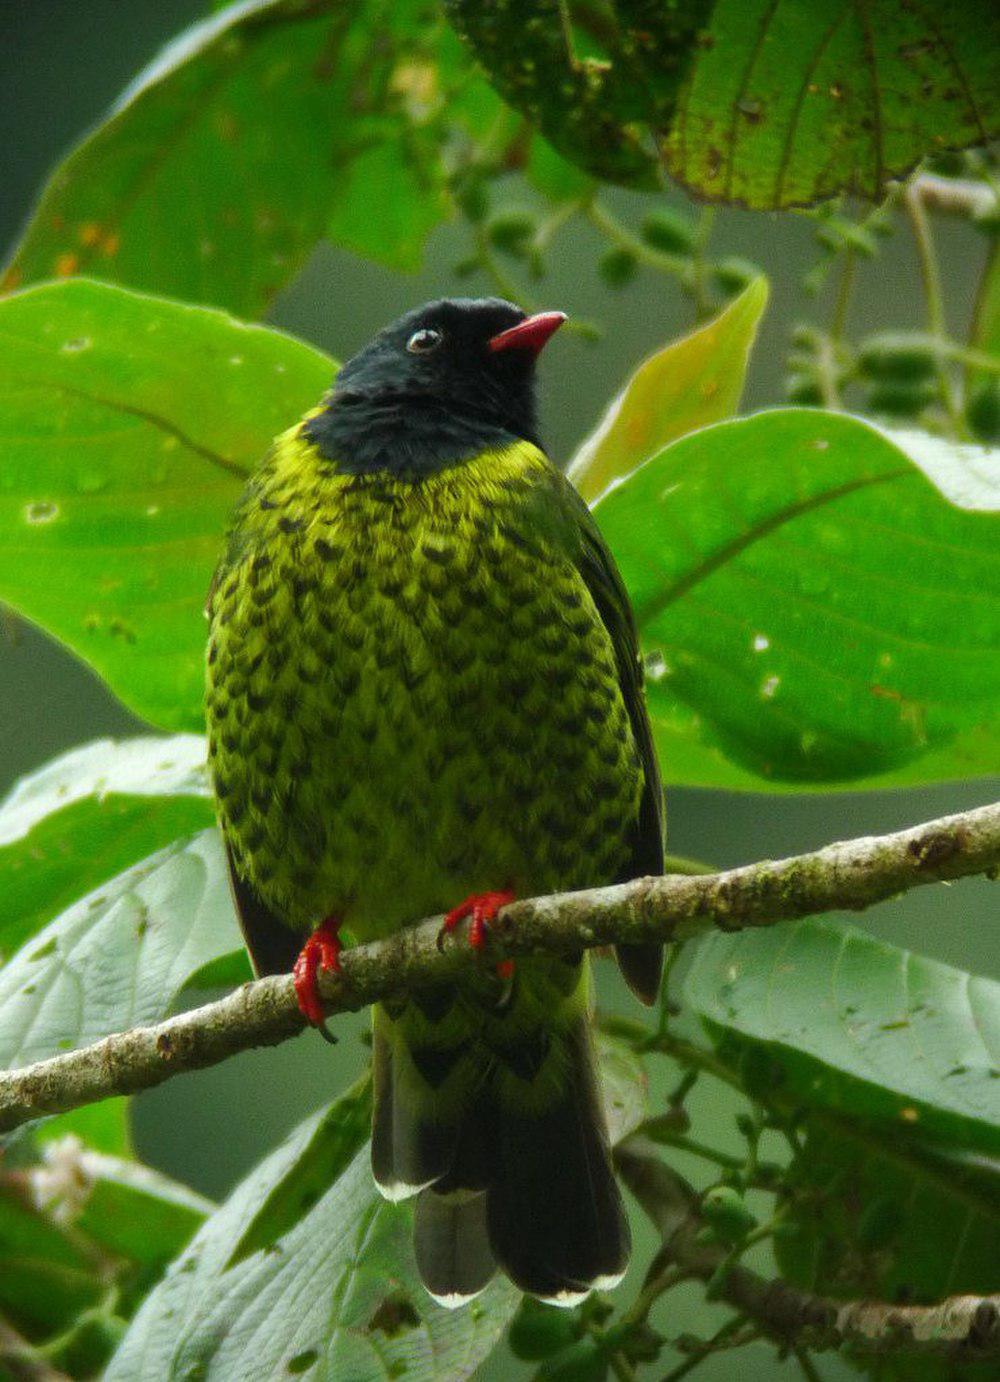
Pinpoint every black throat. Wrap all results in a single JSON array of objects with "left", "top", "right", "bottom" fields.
[{"left": 302, "top": 387, "right": 540, "bottom": 479}]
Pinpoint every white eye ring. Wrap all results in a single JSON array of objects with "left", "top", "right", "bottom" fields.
[{"left": 406, "top": 327, "right": 443, "bottom": 354}]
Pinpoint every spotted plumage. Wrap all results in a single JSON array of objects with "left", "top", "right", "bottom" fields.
[{"left": 206, "top": 298, "right": 664, "bottom": 1305}]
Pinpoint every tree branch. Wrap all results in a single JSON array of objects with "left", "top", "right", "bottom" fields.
[
  {"left": 616, "top": 1138, "right": 1000, "bottom": 1360},
  {"left": 1, "top": 799, "right": 998, "bottom": 1134}
]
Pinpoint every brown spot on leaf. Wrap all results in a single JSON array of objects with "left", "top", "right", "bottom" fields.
[
  {"left": 78, "top": 222, "right": 102, "bottom": 247},
  {"left": 368, "top": 1292, "right": 420, "bottom": 1337},
  {"left": 54, "top": 252, "right": 79, "bottom": 278}
]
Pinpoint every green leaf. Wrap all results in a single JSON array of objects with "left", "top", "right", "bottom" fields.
[
  {"left": 444, "top": 0, "right": 705, "bottom": 187},
  {"left": 596, "top": 1031, "right": 648, "bottom": 1146},
  {"left": 0, "top": 279, "right": 332, "bottom": 730},
  {"left": 108, "top": 1083, "right": 518, "bottom": 1382},
  {"left": 664, "top": 0, "right": 999, "bottom": 208},
  {"left": 526, "top": 135, "right": 595, "bottom": 203},
  {"left": 776, "top": 1131, "right": 999, "bottom": 1380},
  {"left": 684, "top": 918, "right": 1000, "bottom": 1158},
  {"left": 72, "top": 1151, "right": 213, "bottom": 1287},
  {"left": 0, "top": 1140, "right": 211, "bottom": 1367},
  {"left": 0, "top": 829, "right": 241, "bottom": 1070},
  {"left": 567, "top": 279, "right": 768, "bottom": 503},
  {"left": 594, "top": 409, "right": 1000, "bottom": 789},
  {"left": 0, "top": 735, "right": 212, "bottom": 963},
  {"left": 35, "top": 1098, "right": 133, "bottom": 1159},
  {"left": 0, "top": 1174, "right": 101, "bottom": 1339},
  {"left": 448, "top": 0, "right": 1000, "bottom": 209},
  {"left": 226, "top": 1073, "right": 373, "bottom": 1267},
  {"left": 3, "top": 0, "right": 462, "bottom": 316}
]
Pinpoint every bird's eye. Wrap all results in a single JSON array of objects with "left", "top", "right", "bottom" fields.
[{"left": 406, "top": 328, "right": 443, "bottom": 354}]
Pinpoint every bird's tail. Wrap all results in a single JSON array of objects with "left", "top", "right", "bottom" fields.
[{"left": 371, "top": 955, "right": 629, "bottom": 1306}]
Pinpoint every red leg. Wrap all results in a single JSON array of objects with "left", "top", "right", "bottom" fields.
[
  {"left": 293, "top": 916, "right": 342, "bottom": 1027},
  {"left": 438, "top": 890, "right": 515, "bottom": 951}
]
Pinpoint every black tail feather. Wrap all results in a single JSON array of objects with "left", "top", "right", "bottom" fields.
[
  {"left": 615, "top": 942, "right": 663, "bottom": 1006},
  {"left": 371, "top": 1018, "right": 457, "bottom": 1199},
  {"left": 414, "top": 1192, "right": 496, "bottom": 1305},
  {"left": 371, "top": 974, "right": 630, "bottom": 1304},
  {"left": 486, "top": 1019, "right": 630, "bottom": 1301}
]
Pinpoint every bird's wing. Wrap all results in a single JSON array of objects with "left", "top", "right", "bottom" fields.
[
  {"left": 224, "top": 842, "right": 301, "bottom": 978},
  {"left": 551, "top": 472, "right": 666, "bottom": 1004}
]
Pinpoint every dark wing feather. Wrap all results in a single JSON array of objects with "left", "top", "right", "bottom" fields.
[
  {"left": 556, "top": 476, "right": 666, "bottom": 1004},
  {"left": 224, "top": 842, "right": 301, "bottom": 978}
]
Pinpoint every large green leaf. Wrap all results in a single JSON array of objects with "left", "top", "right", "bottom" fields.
[
  {"left": 567, "top": 278, "right": 768, "bottom": 504},
  {"left": 448, "top": 0, "right": 1000, "bottom": 208},
  {"left": 1, "top": 0, "right": 479, "bottom": 316},
  {"left": 0, "top": 735, "right": 211, "bottom": 963},
  {"left": 0, "top": 1142, "right": 211, "bottom": 1373},
  {"left": 684, "top": 918, "right": 1000, "bottom": 1158},
  {"left": 0, "top": 279, "right": 332, "bottom": 729},
  {"left": 687, "top": 917, "right": 1000, "bottom": 1377},
  {"left": 0, "top": 829, "right": 240, "bottom": 1071},
  {"left": 108, "top": 1079, "right": 518, "bottom": 1382},
  {"left": 595, "top": 409, "right": 1000, "bottom": 788}
]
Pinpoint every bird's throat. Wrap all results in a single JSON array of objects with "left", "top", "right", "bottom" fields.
[{"left": 302, "top": 388, "right": 537, "bottom": 479}]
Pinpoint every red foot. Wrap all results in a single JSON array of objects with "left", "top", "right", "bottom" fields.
[
  {"left": 438, "top": 890, "right": 515, "bottom": 951},
  {"left": 293, "top": 917, "right": 342, "bottom": 1027}
]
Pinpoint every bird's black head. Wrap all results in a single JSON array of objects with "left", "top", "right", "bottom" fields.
[{"left": 303, "top": 298, "right": 566, "bottom": 477}]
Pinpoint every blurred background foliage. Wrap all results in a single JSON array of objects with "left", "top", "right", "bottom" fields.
[{"left": 1, "top": 3, "right": 998, "bottom": 1380}]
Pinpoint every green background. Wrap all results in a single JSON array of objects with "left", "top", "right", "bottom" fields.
[{"left": 2, "top": 5, "right": 996, "bottom": 1379}]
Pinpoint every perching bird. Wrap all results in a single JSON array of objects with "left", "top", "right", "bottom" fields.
[{"left": 205, "top": 297, "right": 664, "bottom": 1306}]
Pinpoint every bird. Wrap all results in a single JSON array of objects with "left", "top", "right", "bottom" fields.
[{"left": 205, "top": 296, "right": 664, "bottom": 1307}]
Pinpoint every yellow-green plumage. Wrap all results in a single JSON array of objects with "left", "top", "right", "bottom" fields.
[
  {"left": 205, "top": 297, "right": 663, "bottom": 1305},
  {"left": 208, "top": 435, "right": 641, "bottom": 930}
]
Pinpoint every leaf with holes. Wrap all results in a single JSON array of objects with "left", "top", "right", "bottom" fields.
[
  {"left": 0, "top": 735, "right": 212, "bottom": 963},
  {"left": 107, "top": 1079, "right": 518, "bottom": 1382},
  {"left": 1, "top": 0, "right": 484, "bottom": 316},
  {"left": 594, "top": 409, "right": 1000, "bottom": 789},
  {"left": 0, "top": 829, "right": 240, "bottom": 1070},
  {"left": 567, "top": 278, "right": 768, "bottom": 504},
  {"left": 0, "top": 279, "right": 333, "bottom": 730},
  {"left": 684, "top": 917, "right": 1000, "bottom": 1157},
  {"left": 448, "top": 0, "right": 1000, "bottom": 208}
]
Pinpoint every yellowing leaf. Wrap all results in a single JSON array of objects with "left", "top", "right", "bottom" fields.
[{"left": 566, "top": 278, "right": 768, "bottom": 503}]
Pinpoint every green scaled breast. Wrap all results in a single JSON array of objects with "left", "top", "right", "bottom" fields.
[{"left": 205, "top": 423, "right": 645, "bottom": 943}]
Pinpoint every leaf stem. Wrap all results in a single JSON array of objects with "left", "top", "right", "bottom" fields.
[
  {"left": 691, "top": 205, "right": 717, "bottom": 321},
  {"left": 585, "top": 198, "right": 689, "bottom": 277},
  {"left": 830, "top": 246, "right": 856, "bottom": 346},
  {"left": 795, "top": 1347, "right": 824, "bottom": 1382},
  {"left": 904, "top": 180, "right": 965, "bottom": 435},
  {"left": 660, "top": 1316, "right": 753, "bottom": 1382}
]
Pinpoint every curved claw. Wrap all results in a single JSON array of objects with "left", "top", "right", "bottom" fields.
[
  {"left": 437, "top": 890, "right": 515, "bottom": 952},
  {"left": 293, "top": 917, "right": 342, "bottom": 1036}
]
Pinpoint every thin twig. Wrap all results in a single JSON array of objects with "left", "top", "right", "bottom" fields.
[
  {"left": 904, "top": 180, "right": 965, "bottom": 435},
  {"left": 617, "top": 1141, "right": 1000, "bottom": 1360},
  {"left": 794, "top": 1346, "right": 824, "bottom": 1382},
  {"left": 585, "top": 198, "right": 690, "bottom": 277},
  {"left": 1, "top": 799, "right": 998, "bottom": 1133}
]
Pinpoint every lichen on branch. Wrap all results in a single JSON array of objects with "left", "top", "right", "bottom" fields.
[{"left": 0, "top": 798, "right": 997, "bottom": 1134}]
